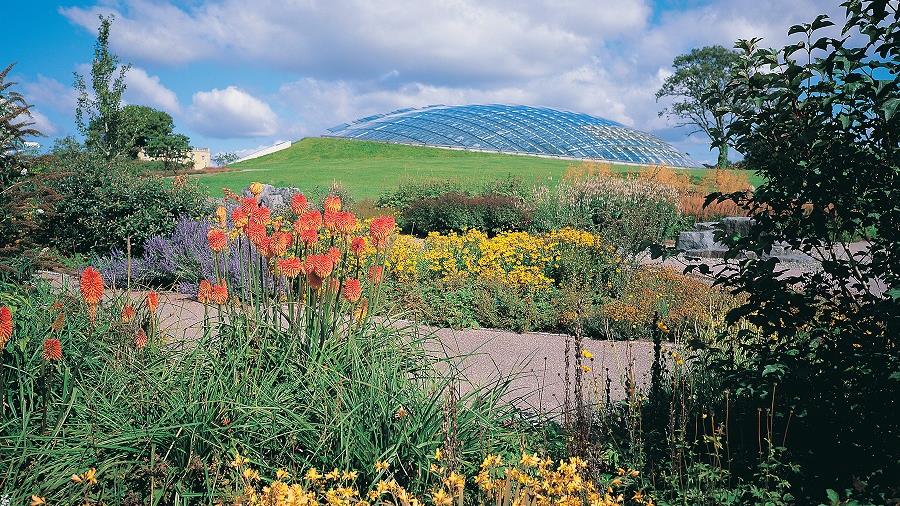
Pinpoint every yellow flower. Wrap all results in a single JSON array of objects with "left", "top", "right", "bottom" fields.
[
  {"left": 231, "top": 452, "right": 248, "bottom": 468},
  {"left": 581, "top": 349, "right": 593, "bottom": 360},
  {"left": 249, "top": 182, "right": 264, "bottom": 196},
  {"left": 444, "top": 471, "right": 465, "bottom": 491},
  {"left": 276, "top": 469, "right": 290, "bottom": 480},
  {"left": 431, "top": 488, "right": 453, "bottom": 506},
  {"left": 71, "top": 473, "right": 83, "bottom": 483},
  {"left": 342, "top": 470, "right": 359, "bottom": 481},
  {"left": 83, "top": 467, "right": 97, "bottom": 485},
  {"left": 30, "top": 496, "right": 46, "bottom": 506},
  {"left": 325, "top": 468, "right": 341, "bottom": 481},
  {"left": 581, "top": 365, "right": 591, "bottom": 373},
  {"left": 375, "top": 460, "right": 390, "bottom": 472},
  {"left": 520, "top": 453, "right": 541, "bottom": 467},
  {"left": 433, "top": 447, "right": 443, "bottom": 461},
  {"left": 305, "top": 467, "right": 323, "bottom": 482},
  {"left": 243, "top": 467, "right": 261, "bottom": 481}
]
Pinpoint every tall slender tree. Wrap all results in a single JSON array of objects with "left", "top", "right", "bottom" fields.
[
  {"left": 74, "top": 15, "right": 130, "bottom": 162},
  {"left": 656, "top": 45, "right": 741, "bottom": 168}
]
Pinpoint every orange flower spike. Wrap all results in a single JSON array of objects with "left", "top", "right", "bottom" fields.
[
  {"left": 257, "top": 235, "right": 274, "bottom": 258},
  {"left": 335, "top": 211, "right": 357, "bottom": 235},
  {"left": 207, "top": 228, "right": 228, "bottom": 252},
  {"left": 299, "top": 229, "right": 319, "bottom": 247},
  {"left": 369, "top": 216, "right": 396, "bottom": 249},
  {"left": 323, "top": 210, "right": 338, "bottom": 232},
  {"left": 231, "top": 207, "right": 249, "bottom": 228},
  {"left": 350, "top": 236, "right": 367, "bottom": 257},
  {"left": 42, "top": 338, "right": 62, "bottom": 362},
  {"left": 0, "top": 306, "right": 12, "bottom": 348},
  {"left": 245, "top": 221, "right": 267, "bottom": 245},
  {"left": 197, "top": 280, "right": 213, "bottom": 304},
  {"left": 80, "top": 267, "right": 105, "bottom": 305},
  {"left": 271, "top": 230, "right": 293, "bottom": 257},
  {"left": 239, "top": 196, "right": 258, "bottom": 214},
  {"left": 324, "top": 194, "right": 342, "bottom": 213},
  {"left": 215, "top": 206, "right": 228, "bottom": 227},
  {"left": 368, "top": 265, "right": 384, "bottom": 284},
  {"left": 146, "top": 291, "right": 159, "bottom": 313},
  {"left": 291, "top": 193, "right": 308, "bottom": 214},
  {"left": 297, "top": 210, "right": 323, "bottom": 231},
  {"left": 277, "top": 257, "right": 303, "bottom": 278},
  {"left": 211, "top": 283, "right": 229, "bottom": 305},
  {"left": 121, "top": 304, "right": 136, "bottom": 323},
  {"left": 342, "top": 278, "right": 362, "bottom": 303},
  {"left": 134, "top": 328, "right": 148, "bottom": 349},
  {"left": 250, "top": 205, "right": 271, "bottom": 225},
  {"left": 327, "top": 246, "right": 342, "bottom": 266}
]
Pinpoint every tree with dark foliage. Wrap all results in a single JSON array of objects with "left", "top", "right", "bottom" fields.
[{"left": 701, "top": 1, "right": 899, "bottom": 501}]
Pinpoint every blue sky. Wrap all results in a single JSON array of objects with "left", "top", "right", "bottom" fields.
[{"left": 3, "top": 0, "right": 839, "bottom": 162}]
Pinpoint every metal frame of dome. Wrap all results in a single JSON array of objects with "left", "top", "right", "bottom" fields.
[{"left": 325, "top": 104, "right": 697, "bottom": 167}]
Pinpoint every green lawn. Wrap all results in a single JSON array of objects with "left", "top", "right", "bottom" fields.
[{"left": 193, "top": 137, "right": 755, "bottom": 199}]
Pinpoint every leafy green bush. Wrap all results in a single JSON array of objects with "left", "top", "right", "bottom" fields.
[
  {"left": 376, "top": 179, "right": 465, "bottom": 209},
  {"left": 400, "top": 193, "right": 530, "bottom": 236},
  {"left": 40, "top": 155, "right": 210, "bottom": 255},
  {"left": 531, "top": 176, "right": 684, "bottom": 252}
]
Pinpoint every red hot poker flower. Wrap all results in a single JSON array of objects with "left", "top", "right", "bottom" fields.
[
  {"left": 369, "top": 216, "right": 396, "bottom": 249},
  {"left": 42, "top": 338, "right": 62, "bottom": 362},
  {"left": 271, "top": 230, "right": 293, "bottom": 257},
  {"left": 334, "top": 211, "right": 357, "bottom": 235},
  {"left": 121, "top": 304, "right": 136, "bottom": 323},
  {"left": 277, "top": 257, "right": 303, "bottom": 278},
  {"left": 299, "top": 229, "right": 319, "bottom": 246},
  {"left": 297, "top": 210, "right": 323, "bottom": 232},
  {"left": 368, "top": 265, "right": 384, "bottom": 284},
  {"left": 80, "top": 267, "right": 105, "bottom": 305},
  {"left": 327, "top": 246, "right": 342, "bottom": 266},
  {"left": 245, "top": 221, "right": 267, "bottom": 245},
  {"left": 207, "top": 228, "right": 228, "bottom": 252},
  {"left": 291, "top": 193, "right": 308, "bottom": 214},
  {"left": 146, "top": 291, "right": 159, "bottom": 313},
  {"left": 350, "top": 236, "right": 367, "bottom": 257},
  {"left": 250, "top": 205, "right": 271, "bottom": 225},
  {"left": 211, "top": 283, "right": 229, "bottom": 305},
  {"left": 134, "top": 328, "right": 148, "bottom": 349},
  {"left": 342, "top": 278, "right": 362, "bottom": 303},
  {"left": 0, "top": 306, "right": 12, "bottom": 348},
  {"left": 324, "top": 194, "right": 342, "bottom": 213},
  {"left": 197, "top": 280, "right": 213, "bottom": 304}
]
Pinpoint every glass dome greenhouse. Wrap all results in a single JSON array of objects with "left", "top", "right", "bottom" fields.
[{"left": 326, "top": 104, "right": 697, "bottom": 167}]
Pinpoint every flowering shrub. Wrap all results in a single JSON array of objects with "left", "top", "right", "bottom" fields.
[
  {"left": 600, "top": 266, "right": 740, "bottom": 341},
  {"left": 392, "top": 228, "right": 619, "bottom": 291}
]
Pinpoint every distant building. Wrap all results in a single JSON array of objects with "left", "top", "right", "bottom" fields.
[{"left": 137, "top": 147, "right": 211, "bottom": 170}]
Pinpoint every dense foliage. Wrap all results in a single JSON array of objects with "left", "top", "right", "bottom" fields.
[
  {"left": 39, "top": 153, "right": 210, "bottom": 255},
  {"left": 695, "top": 1, "right": 900, "bottom": 500}
]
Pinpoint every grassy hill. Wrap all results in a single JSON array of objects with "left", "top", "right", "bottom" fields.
[{"left": 193, "top": 137, "right": 747, "bottom": 199}]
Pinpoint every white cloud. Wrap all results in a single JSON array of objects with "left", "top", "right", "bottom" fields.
[
  {"left": 22, "top": 75, "right": 78, "bottom": 114},
  {"left": 19, "top": 109, "right": 58, "bottom": 136},
  {"left": 188, "top": 86, "right": 279, "bottom": 138},
  {"left": 59, "top": 0, "right": 650, "bottom": 84},
  {"left": 123, "top": 67, "right": 180, "bottom": 114}
]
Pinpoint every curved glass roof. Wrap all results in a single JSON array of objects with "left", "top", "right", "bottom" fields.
[{"left": 326, "top": 104, "right": 697, "bottom": 167}]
